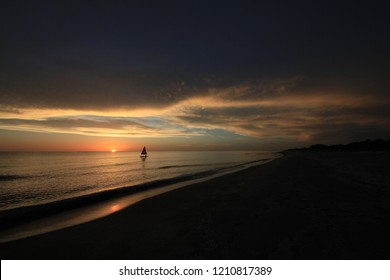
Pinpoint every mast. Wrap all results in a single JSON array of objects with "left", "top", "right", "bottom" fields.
[{"left": 141, "top": 146, "right": 147, "bottom": 157}]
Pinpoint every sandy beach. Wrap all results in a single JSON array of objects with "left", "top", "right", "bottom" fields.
[{"left": 1, "top": 151, "right": 390, "bottom": 259}]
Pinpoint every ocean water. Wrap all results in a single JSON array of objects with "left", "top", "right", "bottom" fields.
[
  {"left": 0, "top": 151, "right": 280, "bottom": 242},
  {"left": 0, "top": 151, "right": 278, "bottom": 212}
]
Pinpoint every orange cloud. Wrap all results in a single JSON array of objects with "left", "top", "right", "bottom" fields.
[{"left": 1, "top": 79, "right": 389, "bottom": 146}]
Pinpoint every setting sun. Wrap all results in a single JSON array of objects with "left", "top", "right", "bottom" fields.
[{"left": 111, "top": 149, "right": 116, "bottom": 153}]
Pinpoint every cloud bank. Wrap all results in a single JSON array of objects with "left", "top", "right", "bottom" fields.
[{"left": 2, "top": 78, "right": 389, "bottom": 148}]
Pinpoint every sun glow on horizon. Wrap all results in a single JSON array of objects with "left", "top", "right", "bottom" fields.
[{"left": 1, "top": 83, "right": 389, "bottom": 152}]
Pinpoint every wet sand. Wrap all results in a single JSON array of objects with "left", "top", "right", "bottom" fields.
[{"left": 1, "top": 151, "right": 390, "bottom": 259}]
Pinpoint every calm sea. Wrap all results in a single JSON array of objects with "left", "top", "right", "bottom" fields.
[{"left": 0, "top": 151, "right": 279, "bottom": 212}]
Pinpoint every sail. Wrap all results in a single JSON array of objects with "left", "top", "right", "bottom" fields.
[{"left": 141, "top": 146, "right": 147, "bottom": 155}]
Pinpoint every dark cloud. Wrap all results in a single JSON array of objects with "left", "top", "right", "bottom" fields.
[
  {"left": 0, "top": 117, "right": 144, "bottom": 129},
  {"left": 1, "top": 1, "right": 390, "bottom": 149},
  {"left": 1, "top": 1, "right": 389, "bottom": 109}
]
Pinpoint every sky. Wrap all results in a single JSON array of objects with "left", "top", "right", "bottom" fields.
[{"left": 1, "top": 0, "right": 389, "bottom": 151}]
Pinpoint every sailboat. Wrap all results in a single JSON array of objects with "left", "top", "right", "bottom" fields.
[{"left": 140, "top": 146, "right": 148, "bottom": 158}]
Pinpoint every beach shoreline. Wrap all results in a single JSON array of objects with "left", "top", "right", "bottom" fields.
[
  {"left": 1, "top": 150, "right": 389, "bottom": 259},
  {"left": 0, "top": 155, "right": 280, "bottom": 243}
]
